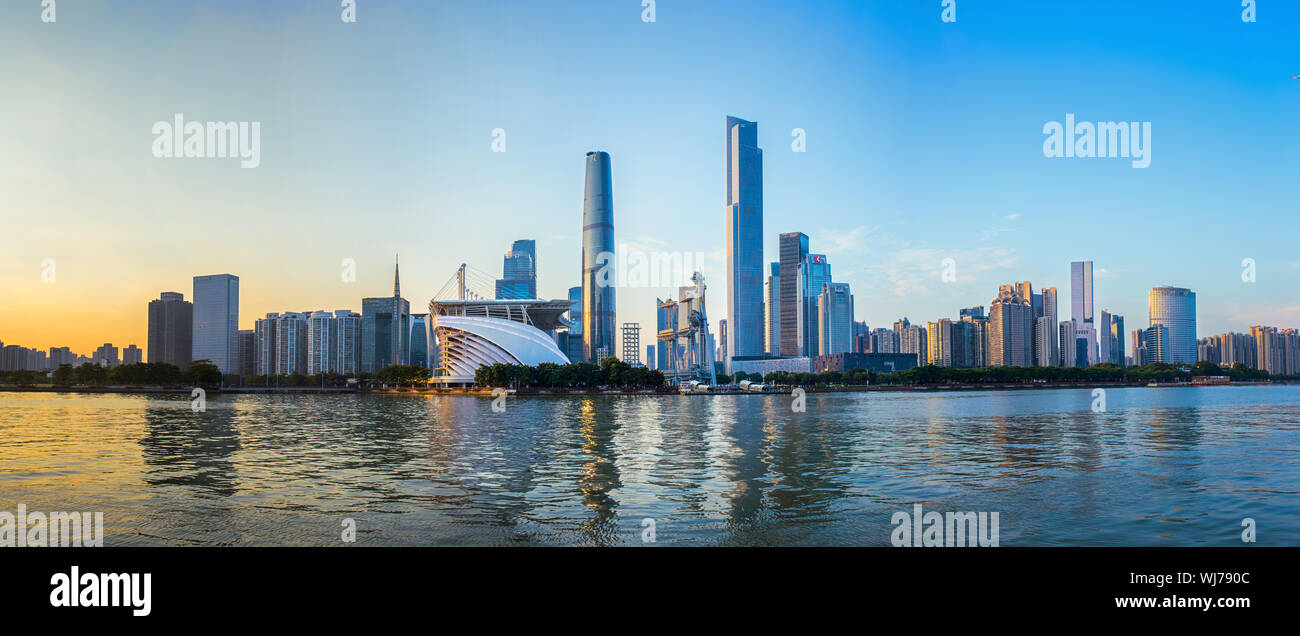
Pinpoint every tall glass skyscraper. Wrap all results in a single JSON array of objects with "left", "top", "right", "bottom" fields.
[
  {"left": 192, "top": 274, "right": 239, "bottom": 374},
  {"left": 581, "top": 151, "right": 616, "bottom": 362},
  {"left": 778, "top": 232, "right": 808, "bottom": 356},
  {"left": 725, "top": 116, "right": 764, "bottom": 359},
  {"left": 361, "top": 260, "right": 410, "bottom": 372},
  {"left": 495, "top": 239, "right": 537, "bottom": 300},
  {"left": 1070, "top": 261, "right": 1096, "bottom": 364},
  {"left": 1148, "top": 287, "right": 1196, "bottom": 363}
]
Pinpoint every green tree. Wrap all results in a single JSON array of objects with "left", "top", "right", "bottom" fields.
[{"left": 182, "top": 359, "right": 223, "bottom": 386}]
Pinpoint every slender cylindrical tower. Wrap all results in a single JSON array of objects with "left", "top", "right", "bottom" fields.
[{"left": 581, "top": 151, "right": 616, "bottom": 362}]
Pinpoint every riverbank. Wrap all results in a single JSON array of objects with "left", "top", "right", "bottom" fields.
[{"left": 0, "top": 381, "right": 1284, "bottom": 396}]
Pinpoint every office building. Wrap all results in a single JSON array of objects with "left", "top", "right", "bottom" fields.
[
  {"left": 495, "top": 239, "right": 537, "bottom": 300},
  {"left": 147, "top": 291, "right": 192, "bottom": 368},
  {"left": 361, "top": 260, "right": 411, "bottom": 372},
  {"left": 409, "top": 314, "right": 431, "bottom": 369},
  {"left": 1070, "top": 261, "right": 1096, "bottom": 365},
  {"left": 1148, "top": 287, "right": 1196, "bottom": 363},
  {"left": 1100, "top": 311, "right": 1124, "bottom": 365},
  {"left": 778, "top": 232, "right": 809, "bottom": 356},
  {"left": 645, "top": 344, "right": 656, "bottom": 370},
  {"left": 725, "top": 116, "right": 765, "bottom": 359},
  {"left": 236, "top": 330, "right": 255, "bottom": 376},
  {"left": 1038, "top": 287, "right": 1058, "bottom": 366},
  {"left": 192, "top": 274, "right": 239, "bottom": 374},
  {"left": 1059, "top": 320, "right": 1078, "bottom": 367},
  {"left": 766, "top": 262, "right": 780, "bottom": 356},
  {"left": 813, "top": 352, "right": 919, "bottom": 374},
  {"left": 581, "top": 151, "right": 616, "bottom": 362},
  {"left": 818, "top": 282, "right": 854, "bottom": 356}
]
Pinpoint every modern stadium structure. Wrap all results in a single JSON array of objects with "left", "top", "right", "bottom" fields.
[{"left": 429, "top": 265, "right": 572, "bottom": 385}]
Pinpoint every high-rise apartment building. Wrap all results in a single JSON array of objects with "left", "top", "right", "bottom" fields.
[
  {"left": 148, "top": 291, "right": 193, "bottom": 368},
  {"left": 192, "top": 274, "right": 239, "bottom": 374},
  {"left": 622, "top": 322, "right": 641, "bottom": 365},
  {"left": 725, "top": 116, "right": 765, "bottom": 359},
  {"left": 581, "top": 151, "right": 616, "bottom": 362},
  {"left": 901, "top": 325, "right": 928, "bottom": 366},
  {"left": 93, "top": 343, "right": 119, "bottom": 367},
  {"left": 122, "top": 344, "right": 142, "bottom": 365},
  {"left": 989, "top": 285, "right": 1032, "bottom": 367},
  {"left": 926, "top": 319, "right": 954, "bottom": 367}
]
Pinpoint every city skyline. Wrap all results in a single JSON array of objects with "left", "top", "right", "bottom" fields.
[{"left": 3, "top": 1, "right": 1298, "bottom": 356}]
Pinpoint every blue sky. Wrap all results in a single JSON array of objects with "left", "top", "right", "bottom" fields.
[{"left": 1, "top": 0, "right": 1297, "bottom": 356}]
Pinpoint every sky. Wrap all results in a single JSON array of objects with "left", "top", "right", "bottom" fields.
[{"left": 1, "top": 0, "right": 1297, "bottom": 360}]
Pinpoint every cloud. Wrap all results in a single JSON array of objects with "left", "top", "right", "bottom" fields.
[
  {"left": 1002, "top": 213, "right": 1021, "bottom": 221},
  {"left": 809, "top": 224, "right": 1019, "bottom": 303}
]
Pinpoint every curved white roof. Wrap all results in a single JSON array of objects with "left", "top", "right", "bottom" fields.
[{"left": 432, "top": 315, "right": 570, "bottom": 382}]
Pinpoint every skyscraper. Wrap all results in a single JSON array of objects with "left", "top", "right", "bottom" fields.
[
  {"left": 1059, "top": 320, "right": 1078, "bottom": 367},
  {"left": 959, "top": 307, "right": 987, "bottom": 368},
  {"left": 1038, "top": 287, "right": 1059, "bottom": 366},
  {"left": 361, "top": 260, "right": 410, "bottom": 372},
  {"left": 1070, "top": 261, "right": 1096, "bottom": 365},
  {"left": 778, "top": 232, "right": 808, "bottom": 356},
  {"left": 799, "top": 254, "right": 832, "bottom": 356},
  {"left": 1148, "top": 287, "right": 1196, "bottom": 363},
  {"left": 1100, "top": 311, "right": 1125, "bottom": 365},
  {"left": 192, "top": 274, "right": 239, "bottom": 374},
  {"left": 725, "top": 116, "right": 765, "bottom": 359},
  {"left": 409, "top": 314, "right": 431, "bottom": 369},
  {"left": 766, "top": 262, "right": 780, "bottom": 356},
  {"left": 148, "top": 291, "right": 192, "bottom": 368},
  {"left": 495, "top": 239, "right": 537, "bottom": 300},
  {"left": 989, "top": 285, "right": 1032, "bottom": 367},
  {"left": 818, "top": 282, "right": 854, "bottom": 356},
  {"left": 926, "top": 319, "right": 953, "bottom": 367},
  {"left": 581, "top": 151, "right": 616, "bottom": 362}
]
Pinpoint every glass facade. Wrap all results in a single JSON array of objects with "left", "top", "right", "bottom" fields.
[
  {"left": 581, "top": 151, "right": 616, "bottom": 362},
  {"left": 725, "top": 116, "right": 764, "bottom": 358},
  {"left": 1148, "top": 287, "right": 1196, "bottom": 363},
  {"left": 192, "top": 274, "right": 239, "bottom": 374}
]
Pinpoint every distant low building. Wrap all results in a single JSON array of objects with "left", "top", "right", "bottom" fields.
[{"left": 813, "top": 352, "right": 919, "bottom": 374}]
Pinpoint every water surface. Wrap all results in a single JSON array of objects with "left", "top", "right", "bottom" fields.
[{"left": 1, "top": 386, "right": 1296, "bottom": 546}]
